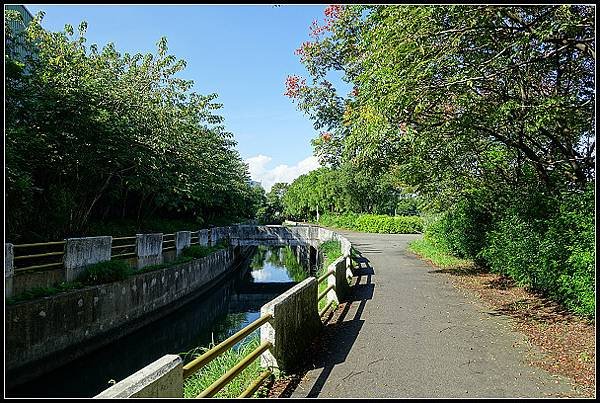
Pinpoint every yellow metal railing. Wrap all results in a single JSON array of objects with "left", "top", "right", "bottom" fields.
[
  {"left": 183, "top": 313, "right": 274, "bottom": 398},
  {"left": 10, "top": 231, "right": 211, "bottom": 273}
]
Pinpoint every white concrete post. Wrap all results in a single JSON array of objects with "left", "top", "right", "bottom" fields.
[
  {"left": 5, "top": 243, "right": 14, "bottom": 298},
  {"left": 136, "top": 234, "right": 163, "bottom": 269},
  {"left": 210, "top": 227, "right": 219, "bottom": 246},
  {"left": 260, "top": 277, "right": 321, "bottom": 372},
  {"left": 94, "top": 355, "right": 183, "bottom": 398},
  {"left": 64, "top": 236, "right": 112, "bottom": 282},
  {"left": 175, "top": 231, "right": 191, "bottom": 257},
  {"left": 197, "top": 229, "right": 209, "bottom": 246}
]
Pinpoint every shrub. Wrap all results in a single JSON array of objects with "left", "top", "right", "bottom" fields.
[
  {"left": 181, "top": 241, "right": 228, "bottom": 259},
  {"left": 479, "top": 187, "right": 595, "bottom": 318},
  {"left": 78, "top": 260, "right": 133, "bottom": 285},
  {"left": 353, "top": 214, "right": 423, "bottom": 234}
]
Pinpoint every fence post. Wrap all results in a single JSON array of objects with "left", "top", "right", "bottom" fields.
[
  {"left": 94, "top": 355, "right": 183, "bottom": 398},
  {"left": 136, "top": 234, "right": 163, "bottom": 269},
  {"left": 210, "top": 228, "right": 218, "bottom": 246},
  {"left": 197, "top": 229, "right": 209, "bottom": 246},
  {"left": 260, "top": 277, "right": 321, "bottom": 372},
  {"left": 175, "top": 231, "right": 191, "bottom": 257},
  {"left": 5, "top": 243, "right": 14, "bottom": 298},
  {"left": 64, "top": 236, "right": 112, "bottom": 282}
]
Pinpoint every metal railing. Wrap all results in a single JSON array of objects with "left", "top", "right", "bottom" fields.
[
  {"left": 12, "top": 241, "right": 66, "bottom": 273},
  {"left": 182, "top": 313, "right": 274, "bottom": 398},
  {"left": 316, "top": 267, "right": 336, "bottom": 317},
  {"left": 9, "top": 231, "right": 207, "bottom": 274}
]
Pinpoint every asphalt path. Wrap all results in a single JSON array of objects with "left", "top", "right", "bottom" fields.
[{"left": 291, "top": 231, "right": 574, "bottom": 398}]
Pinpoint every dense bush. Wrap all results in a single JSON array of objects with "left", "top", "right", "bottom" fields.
[
  {"left": 354, "top": 214, "right": 423, "bottom": 234},
  {"left": 424, "top": 186, "right": 595, "bottom": 319},
  {"left": 481, "top": 188, "right": 595, "bottom": 318},
  {"left": 319, "top": 213, "right": 422, "bottom": 234},
  {"left": 78, "top": 260, "right": 133, "bottom": 285},
  {"left": 423, "top": 196, "right": 491, "bottom": 261}
]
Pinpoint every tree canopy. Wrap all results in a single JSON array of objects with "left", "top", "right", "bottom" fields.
[{"left": 5, "top": 11, "right": 258, "bottom": 241}]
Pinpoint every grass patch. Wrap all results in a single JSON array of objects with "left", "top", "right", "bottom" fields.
[
  {"left": 316, "top": 240, "right": 342, "bottom": 311},
  {"left": 408, "top": 238, "right": 473, "bottom": 269},
  {"left": 6, "top": 281, "right": 84, "bottom": 305},
  {"left": 183, "top": 332, "right": 267, "bottom": 398},
  {"left": 78, "top": 260, "right": 133, "bottom": 285}
]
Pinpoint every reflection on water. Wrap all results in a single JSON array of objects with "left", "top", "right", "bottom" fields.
[
  {"left": 7, "top": 246, "right": 311, "bottom": 398},
  {"left": 249, "top": 245, "right": 311, "bottom": 283}
]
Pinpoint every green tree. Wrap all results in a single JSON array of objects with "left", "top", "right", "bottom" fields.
[{"left": 5, "top": 11, "right": 258, "bottom": 241}]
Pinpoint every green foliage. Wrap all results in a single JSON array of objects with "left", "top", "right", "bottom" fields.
[
  {"left": 422, "top": 195, "right": 491, "bottom": 261},
  {"left": 78, "top": 260, "right": 133, "bottom": 285},
  {"left": 6, "top": 281, "right": 84, "bottom": 305},
  {"left": 288, "top": 5, "right": 595, "bottom": 319},
  {"left": 319, "top": 240, "right": 342, "bottom": 270},
  {"left": 354, "top": 214, "right": 423, "bottom": 234},
  {"left": 257, "top": 183, "right": 288, "bottom": 225},
  {"left": 5, "top": 11, "right": 258, "bottom": 243},
  {"left": 180, "top": 243, "right": 227, "bottom": 259},
  {"left": 480, "top": 187, "right": 595, "bottom": 318},
  {"left": 283, "top": 165, "right": 419, "bottom": 221},
  {"left": 183, "top": 333, "right": 264, "bottom": 398},
  {"left": 408, "top": 239, "right": 474, "bottom": 269},
  {"left": 319, "top": 213, "right": 423, "bottom": 234}
]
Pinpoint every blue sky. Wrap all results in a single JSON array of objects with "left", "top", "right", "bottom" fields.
[{"left": 23, "top": 4, "right": 347, "bottom": 190}]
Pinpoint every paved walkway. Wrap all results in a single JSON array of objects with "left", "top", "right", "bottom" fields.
[{"left": 291, "top": 231, "right": 574, "bottom": 398}]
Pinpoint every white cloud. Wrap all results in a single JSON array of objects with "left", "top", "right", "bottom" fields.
[{"left": 245, "top": 154, "right": 321, "bottom": 192}]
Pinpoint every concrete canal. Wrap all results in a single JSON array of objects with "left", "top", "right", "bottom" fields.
[{"left": 7, "top": 245, "right": 317, "bottom": 398}]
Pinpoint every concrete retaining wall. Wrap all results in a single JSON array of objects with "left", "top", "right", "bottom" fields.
[
  {"left": 5, "top": 247, "right": 244, "bottom": 386},
  {"left": 90, "top": 224, "right": 356, "bottom": 398}
]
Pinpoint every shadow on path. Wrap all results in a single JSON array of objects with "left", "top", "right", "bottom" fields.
[{"left": 286, "top": 250, "right": 374, "bottom": 397}]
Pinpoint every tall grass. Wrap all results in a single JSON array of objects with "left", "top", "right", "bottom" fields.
[{"left": 183, "top": 332, "right": 266, "bottom": 398}]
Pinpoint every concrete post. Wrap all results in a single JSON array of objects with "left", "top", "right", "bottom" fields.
[
  {"left": 260, "top": 277, "right": 321, "bottom": 372},
  {"left": 327, "top": 256, "right": 351, "bottom": 304},
  {"left": 197, "top": 229, "right": 209, "bottom": 246},
  {"left": 175, "top": 231, "right": 191, "bottom": 257},
  {"left": 94, "top": 355, "right": 183, "bottom": 398},
  {"left": 210, "top": 227, "right": 218, "bottom": 246},
  {"left": 136, "top": 234, "right": 163, "bottom": 269},
  {"left": 64, "top": 236, "right": 112, "bottom": 282},
  {"left": 5, "top": 243, "right": 14, "bottom": 298}
]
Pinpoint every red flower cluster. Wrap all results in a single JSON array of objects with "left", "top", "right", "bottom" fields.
[
  {"left": 284, "top": 75, "right": 306, "bottom": 98},
  {"left": 324, "top": 4, "right": 343, "bottom": 19},
  {"left": 321, "top": 132, "right": 332, "bottom": 141},
  {"left": 309, "top": 19, "right": 328, "bottom": 39}
]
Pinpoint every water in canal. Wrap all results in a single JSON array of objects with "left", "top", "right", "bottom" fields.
[{"left": 7, "top": 245, "right": 316, "bottom": 398}]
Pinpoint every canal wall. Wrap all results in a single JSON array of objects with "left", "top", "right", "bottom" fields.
[
  {"left": 5, "top": 224, "right": 352, "bottom": 393},
  {"left": 95, "top": 224, "right": 356, "bottom": 398},
  {"left": 5, "top": 245, "right": 254, "bottom": 388}
]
